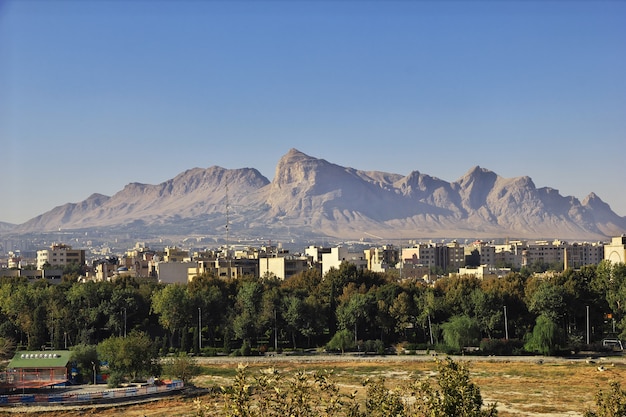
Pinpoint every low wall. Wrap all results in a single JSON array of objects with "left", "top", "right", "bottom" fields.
[{"left": 0, "top": 380, "right": 184, "bottom": 405}]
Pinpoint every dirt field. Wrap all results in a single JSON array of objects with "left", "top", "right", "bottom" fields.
[{"left": 2, "top": 354, "right": 624, "bottom": 416}]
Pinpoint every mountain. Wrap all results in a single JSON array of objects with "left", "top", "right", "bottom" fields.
[
  {"left": 0, "top": 221, "right": 15, "bottom": 232},
  {"left": 12, "top": 149, "right": 626, "bottom": 240}
]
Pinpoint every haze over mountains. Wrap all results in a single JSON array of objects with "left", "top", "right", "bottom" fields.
[{"left": 8, "top": 149, "right": 626, "bottom": 241}]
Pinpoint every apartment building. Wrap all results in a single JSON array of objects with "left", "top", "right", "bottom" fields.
[
  {"left": 319, "top": 246, "right": 367, "bottom": 277},
  {"left": 364, "top": 245, "right": 400, "bottom": 272},
  {"left": 258, "top": 255, "right": 310, "bottom": 280},
  {"left": 36, "top": 244, "right": 85, "bottom": 270},
  {"left": 458, "top": 265, "right": 512, "bottom": 280},
  {"left": 565, "top": 242, "right": 605, "bottom": 268}
]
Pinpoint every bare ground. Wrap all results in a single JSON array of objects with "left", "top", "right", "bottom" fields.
[{"left": 2, "top": 353, "right": 624, "bottom": 417}]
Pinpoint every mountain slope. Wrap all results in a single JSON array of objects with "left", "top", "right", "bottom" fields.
[{"left": 12, "top": 149, "right": 626, "bottom": 240}]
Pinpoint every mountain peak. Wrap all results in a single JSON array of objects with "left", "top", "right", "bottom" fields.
[
  {"left": 463, "top": 165, "right": 496, "bottom": 178},
  {"left": 11, "top": 151, "right": 626, "bottom": 240},
  {"left": 583, "top": 192, "right": 609, "bottom": 210}
]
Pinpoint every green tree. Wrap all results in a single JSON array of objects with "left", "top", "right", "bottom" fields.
[
  {"left": 151, "top": 284, "right": 190, "bottom": 348},
  {"left": 0, "top": 337, "right": 15, "bottom": 360},
  {"left": 336, "top": 290, "right": 373, "bottom": 343},
  {"left": 441, "top": 315, "right": 481, "bottom": 352},
  {"left": 232, "top": 279, "right": 264, "bottom": 345},
  {"left": 97, "top": 331, "right": 159, "bottom": 385},
  {"left": 70, "top": 344, "right": 99, "bottom": 384},
  {"left": 593, "top": 261, "right": 626, "bottom": 338},
  {"left": 524, "top": 314, "right": 564, "bottom": 355},
  {"left": 326, "top": 329, "right": 354, "bottom": 354},
  {"left": 527, "top": 281, "right": 567, "bottom": 324}
]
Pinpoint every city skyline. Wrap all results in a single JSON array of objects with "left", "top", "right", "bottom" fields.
[{"left": 2, "top": 1, "right": 625, "bottom": 224}]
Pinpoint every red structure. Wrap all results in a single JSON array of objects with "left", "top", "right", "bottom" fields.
[{"left": 0, "top": 351, "right": 70, "bottom": 391}]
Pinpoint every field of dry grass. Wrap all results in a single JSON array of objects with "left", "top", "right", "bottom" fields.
[{"left": 3, "top": 354, "right": 625, "bottom": 416}]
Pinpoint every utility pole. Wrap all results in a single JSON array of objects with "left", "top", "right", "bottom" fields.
[
  {"left": 428, "top": 314, "right": 434, "bottom": 345},
  {"left": 198, "top": 307, "right": 202, "bottom": 351},
  {"left": 504, "top": 305, "right": 509, "bottom": 340},
  {"left": 274, "top": 308, "right": 278, "bottom": 352},
  {"left": 586, "top": 305, "right": 590, "bottom": 345}
]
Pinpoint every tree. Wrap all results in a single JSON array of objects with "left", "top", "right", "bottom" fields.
[
  {"left": 593, "top": 261, "right": 626, "bottom": 338},
  {"left": 527, "top": 281, "right": 567, "bottom": 325},
  {"left": 0, "top": 337, "right": 15, "bottom": 360},
  {"left": 70, "top": 344, "right": 99, "bottom": 384},
  {"left": 97, "top": 331, "right": 160, "bottom": 386},
  {"left": 441, "top": 315, "right": 481, "bottom": 352},
  {"left": 232, "top": 280, "right": 264, "bottom": 345},
  {"left": 151, "top": 284, "right": 190, "bottom": 348},
  {"left": 336, "top": 291, "right": 372, "bottom": 343},
  {"left": 524, "top": 314, "right": 564, "bottom": 355},
  {"left": 326, "top": 329, "right": 354, "bottom": 354}
]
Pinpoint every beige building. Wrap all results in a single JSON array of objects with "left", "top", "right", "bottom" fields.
[
  {"left": 364, "top": 245, "right": 399, "bottom": 272},
  {"left": 604, "top": 236, "right": 626, "bottom": 264},
  {"left": 36, "top": 244, "right": 85, "bottom": 270},
  {"left": 564, "top": 242, "right": 604, "bottom": 269},
  {"left": 319, "top": 247, "right": 367, "bottom": 277},
  {"left": 163, "top": 247, "right": 190, "bottom": 263},
  {"left": 457, "top": 265, "right": 511, "bottom": 280},
  {"left": 258, "top": 256, "right": 310, "bottom": 280}
]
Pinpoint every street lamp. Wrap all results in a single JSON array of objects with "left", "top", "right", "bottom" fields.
[{"left": 91, "top": 361, "right": 97, "bottom": 385}]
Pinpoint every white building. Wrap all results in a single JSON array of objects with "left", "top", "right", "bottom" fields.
[
  {"left": 37, "top": 244, "right": 85, "bottom": 270},
  {"left": 605, "top": 236, "right": 626, "bottom": 264}
]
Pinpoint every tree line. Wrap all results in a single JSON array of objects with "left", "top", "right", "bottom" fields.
[{"left": 1, "top": 260, "right": 626, "bottom": 358}]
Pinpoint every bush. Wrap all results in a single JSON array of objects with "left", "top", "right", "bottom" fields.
[
  {"left": 106, "top": 370, "right": 124, "bottom": 388},
  {"left": 200, "top": 347, "right": 219, "bottom": 357},
  {"left": 326, "top": 329, "right": 355, "bottom": 354},
  {"left": 479, "top": 339, "right": 524, "bottom": 355},
  {"left": 162, "top": 352, "right": 200, "bottom": 384},
  {"left": 584, "top": 381, "right": 626, "bottom": 417},
  {"left": 239, "top": 340, "right": 252, "bottom": 356},
  {"left": 364, "top": 339, "right": 385, "bottom": 354},
  {"left": 214, "top": 358, "right": 497, "bottom": 416}
]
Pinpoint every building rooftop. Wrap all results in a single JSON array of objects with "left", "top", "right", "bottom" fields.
[{"left": 8, "top": 350, "right": 72, "bottom": 369}]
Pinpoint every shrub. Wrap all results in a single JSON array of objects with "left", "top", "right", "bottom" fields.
[
  {"left": 584, "top": 381, "right": 626, "bottom": 417},
  {"left": 326, "top": 329, "right": 355, "bottom": 354},
  {"left": 239, "top": 340, "right": 252, "bottom": 356},
  {"left": 214, "top": 358, "right": 497, "bottom": 417},
  {"left": 479, "top": 338, "right": 524, "bottom": 355},
  {"left": 162, "top": 352, "right": 200, "bottom": 383}
]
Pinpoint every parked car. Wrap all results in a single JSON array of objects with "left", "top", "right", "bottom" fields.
[{"left": 601, "top": 338, "right": 623, "bottom": 350}]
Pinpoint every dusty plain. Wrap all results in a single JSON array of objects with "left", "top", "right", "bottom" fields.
[{"left": 2, "top": 354, "right": 625, "bottom": 417}]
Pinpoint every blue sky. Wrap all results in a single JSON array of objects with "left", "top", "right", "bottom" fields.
[{"left": 1, "top": 0, "right": 625, "bottom": 225}]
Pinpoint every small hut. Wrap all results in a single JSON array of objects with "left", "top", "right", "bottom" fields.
[{"left": 1, "top": 351, "right": 71, "bottom": 390}]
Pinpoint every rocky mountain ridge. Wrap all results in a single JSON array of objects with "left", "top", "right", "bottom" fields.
[{"left": 10, "top": 149, "right": 626, "bottom": 241}]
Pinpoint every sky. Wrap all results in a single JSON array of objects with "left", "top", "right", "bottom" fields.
[{"left": 1, "top": 0, "right": 625, "bottom": 225}]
